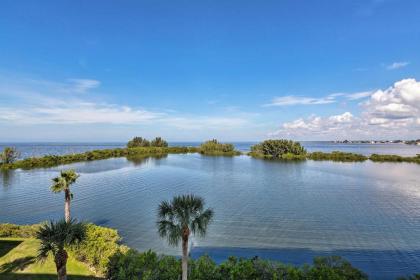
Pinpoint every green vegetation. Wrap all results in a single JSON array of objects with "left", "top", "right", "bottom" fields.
[
  {"left": 0, "top": 237, "right": 98, "bottom": 280},
  {"left": 198, "top": 139, "right": 240, "bottom": 156},
  {"left": 127, "top": 137, "right": 151, "bottom": 148},
  {"left": 308, "top": 151, "right": 368, "bottom": 162},
  {"left": 107, "top": 251, "right": 368, "bottom": 280},
  {"left": 157, "top": 194, "right": 214, "bottom": 280},
  {"left": 0, "top": 147, "right": 20, "bottom": 164},
  {"left": 369, "top": 153, "right": 420, "bottom": 163},
  {"left": 51, "top": 170, "right": 80, "bottom": 223},
  {"left": 127, "top": 137, "right": 168, "bottom": 148},
  {"left": 36, "top": 219, "right": 87, "bottom": 280},
  {"left": 1, "top": 223, "right": 124, "bottom": 278},
  {"left": 69, "top": 224, "right": 124, "bottom": 276},
  {"left": 250, "top": 139, "right": 307, "bottom": 159},
  {"left": 150, "top": 137, "right": 169, "bottom": 147},
  {"left": 0, "top": 146, "right": 198, "bottom": 170},
  {"left": 0, "top": 224, "right": 40, "bottom": 238}
]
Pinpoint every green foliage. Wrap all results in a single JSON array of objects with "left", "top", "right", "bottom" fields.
[
  {"left": 0, "top": 146, "right": 198, "bottom": 170},
  {"left": 50, "top": 170, "right": 79, "bottom": 196},
  {"left": 305, "top": 256, "right": 368, "bottom": 279},
  {"left": 127, "top": 137, "right": 151, "bottom": 148},
  {"left": 189, "top": 255, "right": 220, "bottom": 280},
  {"left": 107, "top": 249, "right": 181, "bottom": 280},
  {"left": 150, "top": 137, "right": 169, "bottom": 147},
  {"left": 250, "top": 139, "right": 307, "bottom": 159},
  {"left": 36, "top": 219, "right": 86, "bottom": 262},
  {"left": 107, "top": 252, "right": 368, "bottom": 280},
  {"left": 198, "top": 139, "right": 240, "bottom": 156},
  {"left": 0, "top": 224, "right": 40, "bottom": 238},
  {"left": 157, "top": 194, "right": 214, "bottom": 246},
  {"left": 308, "top": 151, "right": 368, "bottom": 162},
  {"left": 0, "top": 147, "right": 20, "bottom": 164},
  {"left": 69, "top": 223, "right": 122, "bottom": 276},
  {"left": 369, "top": 153, "right": 420, "bottom": 163},
  {"left": 127, "top": 137, "right": 168, "bottom": 148}
]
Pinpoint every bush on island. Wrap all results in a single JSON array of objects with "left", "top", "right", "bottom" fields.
[
  {"left": 0, "top": 147, "right": 20, "bottom": 164},
  {"left": 150, "top": 137, "right": 169, "bottom": 147},
  {"left": 127, "top": 137, "right": 151, "bottom": 148},
  {"left": 250, "top": 139, "right": 307, "bottom": 159},
  {"left": 198, "top": 139, "right": 240, "bottom": 156}
]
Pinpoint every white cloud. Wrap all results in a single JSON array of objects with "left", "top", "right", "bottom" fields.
[
  {"left": 271, "top": 78, "right": 420, "bottom": 139},
  {"left": 68, "top": 79, "right": 101, "bottom": 93},
  {"left": 264, "top": 95, "right": 337, "bottom": 106},
  {"left": 345, "top": 91, "right": 373, "bottom": 100},
  {"left": 386, "top": 61, "right": 410, "bottom": 70},
  {"left": 0, "top": 76, "right": 253, "bottom": 132},
  {"left": 1, "top": 103, "right": 161, "bottom": 125},
  {"left": 264, "top": 90, "right": 374, "bottom": 107}
]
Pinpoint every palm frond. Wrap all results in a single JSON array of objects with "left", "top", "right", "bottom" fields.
[
  {"left": 35, "top": 219, "right": 86, "bottom": 263},
  {"left": 156, "top": 194, "right": 213, "bottom": 247}
]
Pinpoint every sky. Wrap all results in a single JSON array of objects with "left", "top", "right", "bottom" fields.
[{"left": 0, "top": 0, "right": 419, "bottom": 142}]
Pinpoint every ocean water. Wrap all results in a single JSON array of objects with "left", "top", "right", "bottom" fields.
[{"left": 1, "top": 153, "right": 419, "bottom": 279}]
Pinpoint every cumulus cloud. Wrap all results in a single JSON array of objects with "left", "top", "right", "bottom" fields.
[
  {"left": 272, "top": 78, "right": 420, "bottom": 139},
  {"left": 386, "top": 61, "right": 410, "bottom": 70},
  {"left": 362, "top": 78, "right": 420, "bottom": 127}
]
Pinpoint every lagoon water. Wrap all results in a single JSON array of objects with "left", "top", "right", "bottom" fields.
[{"left": 1, "top": 150, "right": 420, "bottom": 278}]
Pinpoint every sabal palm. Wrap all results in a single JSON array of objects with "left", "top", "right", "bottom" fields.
[
  {"left": 157, "top": 194, "right": 213, "bottom": 280},
  {"left": 36, "top": 219, "right": 86, "bottom": 280},
  {"left": 51, "top": 170, "right": 79, "bottom": 222}
]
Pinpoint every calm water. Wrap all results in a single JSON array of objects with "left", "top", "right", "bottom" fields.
[
  {"left": 1, "top": 141, "right": 420, "bottom": 159},
  {"left": 1, "top": 154, "right": 420, "bottom": 279}
]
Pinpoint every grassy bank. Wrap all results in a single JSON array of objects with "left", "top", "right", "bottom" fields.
[{"left": 0, "top": 237, "right": 100, "bottom": 280}]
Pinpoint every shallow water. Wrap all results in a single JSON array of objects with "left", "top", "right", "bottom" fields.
[{"left": 1, "top": 154, "right": 420, "bottom": 279}]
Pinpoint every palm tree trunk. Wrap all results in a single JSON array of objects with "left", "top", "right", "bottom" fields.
[
  {"left": 182, "top": 235, "right": 188, "bottom": 280},
  {"left": 55, "top": 249, "right": 68, "bottom": 280},
  {"left": 64, "top": 189, "right": 71, "bottom": 223}
]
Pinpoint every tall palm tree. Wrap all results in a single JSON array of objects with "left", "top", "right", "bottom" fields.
[
  {"left": 36, "top": 219, "right": 86, "bottom": 280},
  {"left": 51, "top": 170, "right": 80, "bottom": 223},
  {"left": 157, "top": 194, "right": 214, "bottom": 280}
]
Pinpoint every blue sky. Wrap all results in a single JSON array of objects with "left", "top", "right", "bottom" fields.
[{"left": 0, "top": 0, "right": 419, "bottom": 141}]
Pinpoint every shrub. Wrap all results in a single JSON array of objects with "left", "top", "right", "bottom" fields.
[
  {"left": 308, "top": 151, "right": 368, "bottom": 162},
  {"left": 0, "top": 223, "right": 40, "bottom": 238},
  {"left": 150, "top": 137, "right": 168, "bottom": 147},
  {"left": 369, "top": 154, "right": 420, "bottom": 163},
  {"left": 198, "top": 139, "right": 240, "bottom": 156},
  {"left": 250, "top": 139, "right": 307, "bottom": 159},
  {"left": 0, "top": 147, "right": 20, "bottom": 164},
  {"left": 305, "top": 256, "right": 368, "bottom": 279},
  {"left": 127, "top": 137, "right": 151, "bottom": 148},
  {"left": 107, "top": 250, "right": 368, "bottom": 280},
  {"left": 69, "top": 223, "right": 122, "bottom": 276}
]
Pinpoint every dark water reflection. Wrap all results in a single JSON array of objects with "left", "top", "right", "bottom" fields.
[{"left": 1, "top": 154, "right": 419, "bottom": 279}]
